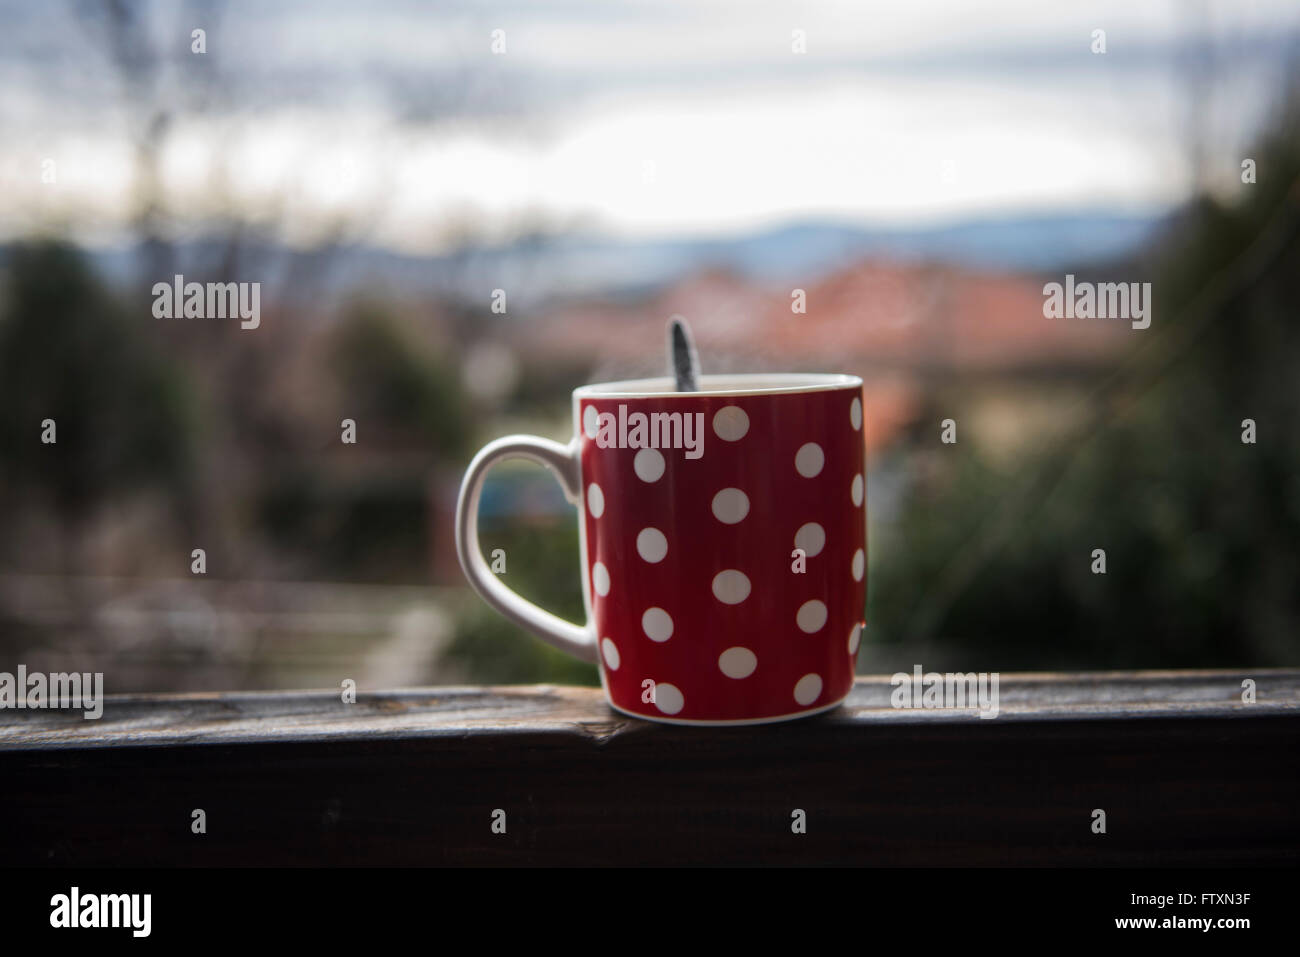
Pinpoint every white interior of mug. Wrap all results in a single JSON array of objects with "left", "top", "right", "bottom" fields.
[{"left": 574, "top": 373, "right": 861, "bottom": 398}]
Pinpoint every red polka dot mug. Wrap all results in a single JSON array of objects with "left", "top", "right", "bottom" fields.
[{"left": 456, "top": 374, "right": 867, "bottom": 725}]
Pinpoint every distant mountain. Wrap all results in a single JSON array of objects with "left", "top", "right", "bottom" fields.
[
  {"left": 59, "top": 208, "right": 1169, "bottom": 310},
  {"left": 548, "top": 212, "right": 1168, "bottom": 289}
]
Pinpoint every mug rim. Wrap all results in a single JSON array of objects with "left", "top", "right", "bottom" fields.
[{"left": 573, "top": 372, "right": 861, "bottom": 399}]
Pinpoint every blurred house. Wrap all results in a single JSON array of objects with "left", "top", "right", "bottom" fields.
[{"left": 512, "top": 259, "right": 1129, "bottom": 458}]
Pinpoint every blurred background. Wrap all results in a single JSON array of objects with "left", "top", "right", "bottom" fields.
[{"left": 0, "top": 0, "right": 1297, "bottom": 693}]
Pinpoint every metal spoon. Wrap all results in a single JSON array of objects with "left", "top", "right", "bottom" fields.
[{"left": 668, "top": 315, "right": 700, "bottom": 392}]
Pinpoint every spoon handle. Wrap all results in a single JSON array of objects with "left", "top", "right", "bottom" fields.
[{"left": 669, "top": 315, "right": 700, "bottom": 392}]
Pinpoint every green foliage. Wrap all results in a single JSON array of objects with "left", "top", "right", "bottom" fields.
[
  {"left": 445, "top": 494, "right": 598, "bottom": 685},
  {"left": 447, "top": 602, "right": 600, "bottom": 686},
  {"left": 868, "top": 103, "right": 1300, "bottom": 669},
  {"left": 503, "top": 358, "right": 588, "bottom": 418},
  {"left": 257, "top": 469, "right": 434, "bottom": 583},
  {"left": 329, "top": 304, "right": 469, "bottom": 458},
  {"left": 250, "top": 303, "right": 478, "bottom": 581},
  {"left": 0, "top": 242, "right": 194, "bottom": 520}
]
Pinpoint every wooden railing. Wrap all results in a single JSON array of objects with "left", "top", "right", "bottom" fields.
[{"left": 2, "top": 670, "right": 1297, "bottom": 866}]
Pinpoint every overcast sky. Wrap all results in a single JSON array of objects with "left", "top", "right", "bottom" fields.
[{"left": 1, "top": 0, "right": 1297, "bottom": 252}]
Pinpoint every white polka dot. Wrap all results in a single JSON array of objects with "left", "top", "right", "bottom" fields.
[
  {"left": 636, "top": 527, "right": 668, "bottom": 563},
  {"left": 851, "top": 473, "right": 864, "bottom": 507},
  {"left": 642, "top": 607, "right": 674, "bottom": 642},
  {"left": 795, "top": 442, "right": 824, "bottom": 477},
  {"left": 712, "top": 406, "right": 749, "bottom": 442},
  {"left": 712, "top": 570, "right": 751, "bottom": 605},
  {"left": 718, "top": 647, "right": 757, "bottom": 679},
  {"left": 653, "top": 682, "right": 684, "bottom": 715},
  {"left": 592, "top": 562, "right": 610, "bottom": 597},
  {"left": 587, "top": 483, "right": 604, "bottom": 518},
  {"left": 601, "top": 638, "right": 620, "bottom": 670},
  {"left": 583, "top": 405, "right": 599, "bottom": 439},
  {"left": 850, "top": 397, "right": 862, "bottom": 431},
  {"left": 794, "top": 673, "right": 823, "bottom": 706},
  {"left": 852, "top": 548, "right": 865, "bottom": 581},
  {"left": 797, "top": 599, "right": 828, "bottom": 633},
  {"left": 634, "top": 448, "right": 665, "bottom": 483},
  {"left": 794, "top": 522, "right": 825, "bottom": 557},
  {"left": 848, "top": 623, "right": 862, "bottom": 655},
  {"left": 711, "top": 488, "right": 750, "bottom": 524}
]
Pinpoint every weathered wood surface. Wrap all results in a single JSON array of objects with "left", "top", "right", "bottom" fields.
[{"left": 1, "top": 671, "right": 1297, "bottom": 866}]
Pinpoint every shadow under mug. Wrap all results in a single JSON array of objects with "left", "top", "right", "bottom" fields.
[{"left": 456, "top": 373, "right": 867, "bottom": 725}]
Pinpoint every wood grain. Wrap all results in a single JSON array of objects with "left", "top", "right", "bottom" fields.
[{"left": 1, "top": 671, "right": 1296, "bottom": 865}]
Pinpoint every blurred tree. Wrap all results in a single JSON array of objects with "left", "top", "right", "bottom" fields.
[
  {"left": 256, "top": 304, "right": 471, "bottom": 582},
  {"left": 444, "top": 511, "right": 597, "bottom": 685},
  {"left": 868, "top": 96, "right": 1300, "bottom": 669},
  {"left": 329, "top": 304, "right": 469, "bottom": 457},
  {"left": 0, "top": 242, "right": 195, "bottom": 569}
]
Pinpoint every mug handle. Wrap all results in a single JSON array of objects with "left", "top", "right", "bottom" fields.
[{"left": 454, "top": 434, "right": 597, "bottom": 663}]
